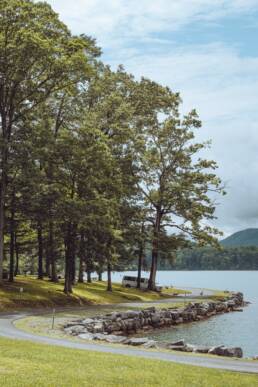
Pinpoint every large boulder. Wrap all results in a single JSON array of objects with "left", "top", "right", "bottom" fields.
[
  {"left": 193, "top": 346, "right": 211, "bottom": 354},
  {"left": 81, "top": 318, "right": 95, "bottom": 325},
  {"left": 126, "top": 337, "right": 150, "bottom": 346},
  {"left": 184, "top": 344, "right": 195, "bottom": 352},
  {"left": 208, "top": 345, "right": 243, "bottom": 358},
  {"left": 78, "top": 333, "right": 94, "bottom": 340},
  {"left": 103, "top": 335, "right": 127, "bottom": 344},
  {"left": 151, "top": 314, "right": 161, "bottom": 325},
  {"left": 64, "top": 325, "right": 87, "bottom": 335},
  {"left": 92, "top": 322, "right": 104, "bottom": 333},
  {"left": 143, "top": 340, "right": 158, "bottom": 349},
  {"left": 170, "top": 340, "right": 185, "bottom": 346}
]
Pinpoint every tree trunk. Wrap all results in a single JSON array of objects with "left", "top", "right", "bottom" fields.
[
  {"left": 71, "top": 246, "right": 76, "bottom": 285},
  {"left": 49, "top": 219, "right": 58, "bottom": 282},
  {"left": 137, "top": 243, "right": 144, "bottom": 289},
  {"left": 98, "top": 271, "right": 103, "bottom": 281},
  {"left": 37, "top": 222, "right": 43, "bottom": 280},
  {"left": 87, "top": 270, "right": 92, "bottom": 283},
  {"left": 8, "top": 198, "right": 15, "bottom": 283},
  {"left": 0, "top": 113, "right": 11, "bottom": 282},
  {"left": 0, "top": 185, "right": 4, "bottom": 282},
  {"left": 78, "top": 256, "right": 84, "bottom": 283},
  {"left": 107, "top": 261, "right": 112, "bottom": 292},
  {"left": 148, "top": 210, "right": 161, "bottom": 290},
  {"left": 45, "top": 249, "right": 51, "bottom": 277},
  {"left": 78, "top": 231, "right": 84, "bottom": 283},
  {"left": 14, "top": 232, "right": 19, "bottom": 276},
  {"left": 0, "top": 152, "right": 7, "bottom": 282},
  {"left": 137, "top": 223, "right": 145, "bottom": 289},
  {"left": 148, "top": 246, "right": 158, "bottom": 290},
  {"left": 64, "top": 222, "right": 74, "bottom": 294}
]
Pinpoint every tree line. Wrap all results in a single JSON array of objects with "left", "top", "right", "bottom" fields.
[
  {"left": 135, "top": 245, "right": 258, "bottom": 271},
  {"left": 0, "top": 0, "right": 224, "bottom": 293},
  {"left": 172, "top": 246, "right": 258, "bottom": 270}
]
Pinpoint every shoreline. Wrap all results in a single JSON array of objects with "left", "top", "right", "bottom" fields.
[{"left": 64, "top": 291, "right": 249, "bottom": 359}]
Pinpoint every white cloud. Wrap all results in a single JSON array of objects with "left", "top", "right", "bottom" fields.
[
  {"left": 46, "top": 0, "right": 258, "bottom": 49},
  {"left": 45, "top": 0, "right": 258, "bottom": 235},
  {"left": 113, "top": 43, "right": 258, "bottom": 234}
]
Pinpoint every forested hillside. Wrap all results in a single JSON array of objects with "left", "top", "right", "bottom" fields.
[
  {"left": 136, "top": 246, "right": 258, "bottom": 271},
  {"left": 221, "top": 229, "right": 258, "bottom": 247}
]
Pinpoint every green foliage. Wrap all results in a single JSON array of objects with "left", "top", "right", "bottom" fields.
[
  {"left": 172, "top": 246, "right": 258, "bottom": 270},
  {"left": 0, "top": 1, "right": 224, "bottom": 293}
]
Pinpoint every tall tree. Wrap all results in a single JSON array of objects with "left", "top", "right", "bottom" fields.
[
  {"left": 131, "top": 81, "right": 225, "bottom": 289},
  {"left": 0, "top": 0, "right": 93, "bottom": 281}
]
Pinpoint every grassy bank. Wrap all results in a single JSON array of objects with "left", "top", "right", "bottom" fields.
[
  {"left": 0, "top": 337, "right": 257, "bottom": 387},
  {"left": 14, "top": 300, "right": 186, "bottom": 339},
  {"left": 0, "top": 276, "right": 189, "bottom": 311}
]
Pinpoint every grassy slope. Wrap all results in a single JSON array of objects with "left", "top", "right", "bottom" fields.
[
  {"left": 0, "top": 338, "right": 257, "bottom": 387},
  {"left": 0, "top": 276, "right": 189, "bottom": 311}
]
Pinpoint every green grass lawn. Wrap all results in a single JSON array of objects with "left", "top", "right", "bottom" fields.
[
  {"left": 0, "top": 338, "right": 257, "bottom": 387},
  {"left": 0, "top": 276, "right": 189, "bottom": 311}
]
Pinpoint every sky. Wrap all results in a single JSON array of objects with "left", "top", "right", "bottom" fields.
[{"left": 46, "top": 0, "right": 258, "bottom": 237}]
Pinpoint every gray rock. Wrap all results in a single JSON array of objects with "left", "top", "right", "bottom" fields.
[
  {"left": 143, "top": 340, "right": 158, "bottom": 349},
  {"left": 103, "top": 335, "right": 127, "bottom": 343},
  {"left": 208, "top": 345, "right": 226, "bottom": 355},
  {"left": 208, "top": 346, "right": 243, "bottom": 358},
  {"left": 64, "top": 325, "right": 87, "bottom": 335},
  {"left": 193, "top": 346, "right": 211, "bottom": 354},
  {"left": 110, "top": 312, "right": 121, "bottom": 321},
  {"left": 151, "top": 314, "right": 161, "bottom": 324},
  {"left": 227, "top": 300, "right": 236, "bottom": 307},
  {"left": 127, "top": 337, "right": 150, "bottom": 346},
  {"left": 92, "top": 333, "right": 106, "bottom": 341},
  {"left": 124, "top": 311, "right": 141, "bottom": 319},
  {"left": 78, "top": 333, "right": 94, "bottom": 340},
  {"left": 81, "top": 318, "right": 95, "bottom": 325},
  {"left": 92, "top": 322, "right": 104, "bottom": 333},
  {"left": 170, "top": 340, "right": 185, "bottom": 346},
  {"left": 223, "top": 347, "right": 243, "bottom": 358},
  {"left": 184, "top": 344, "right": 195, "bottom": 352},
  {"left": 145, "top": 307, "right": 156, "bottom": 313}
]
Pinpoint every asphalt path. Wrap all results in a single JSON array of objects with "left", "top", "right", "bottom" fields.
[{"left": 0, "top": 308, "right": 258, "bottom": 374}]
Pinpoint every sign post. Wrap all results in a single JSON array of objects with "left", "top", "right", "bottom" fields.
[{"left": 51, "top": 308, "right": 55, "bottom": 330}]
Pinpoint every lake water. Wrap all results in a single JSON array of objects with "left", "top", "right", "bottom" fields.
[{"left": 104, "top": 271, "right": 258, "bottom": 357}]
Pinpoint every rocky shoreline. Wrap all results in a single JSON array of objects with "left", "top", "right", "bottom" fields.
[{"left": 63, "top": 292, "right": 250, "bottom": 359}]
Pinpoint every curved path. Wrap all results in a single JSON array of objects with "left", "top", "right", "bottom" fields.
[
  {"left": 0, "top": 311, "right": 258, "bottom": 374},
  {"left": 120, "top": 287, "right": 215, "bottom": 308}
]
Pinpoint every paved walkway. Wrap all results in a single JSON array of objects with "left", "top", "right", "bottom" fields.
[
  {"left": 119, "top": 287, "right": 215, "bottom": 307},
  {"left": 0, "top": 309, "right": 258, "bottom": 374}
]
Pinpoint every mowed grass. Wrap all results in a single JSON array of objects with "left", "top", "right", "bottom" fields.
[
  {"left": 0, "top": 338, "right": 257, "bottom": 387},
  {"left": 0, "top": 276, "right": 188, "bottom": 311}
]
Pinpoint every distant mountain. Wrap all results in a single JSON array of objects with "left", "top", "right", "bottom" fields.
[{"left": 221, "top": 228, "right": 258, "bottom": 247}]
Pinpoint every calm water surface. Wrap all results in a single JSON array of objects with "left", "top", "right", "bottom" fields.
[{"left": 103, "top": 271, "right": 258, "bottom": 356}]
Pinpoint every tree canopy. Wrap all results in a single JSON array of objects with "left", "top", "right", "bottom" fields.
[{"left": 0, "top": 0, "right": 224, "bottom": 293}]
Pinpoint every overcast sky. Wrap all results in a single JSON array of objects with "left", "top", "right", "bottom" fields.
[{"left": 46, "top": 0, "right": 258, "bottom": 236}]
